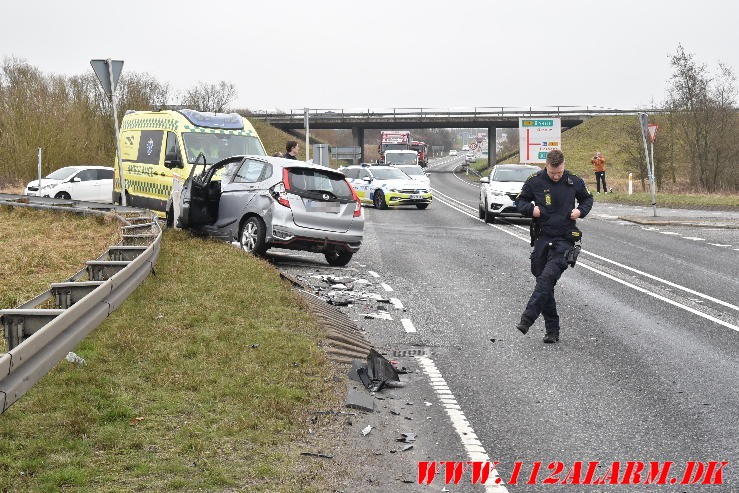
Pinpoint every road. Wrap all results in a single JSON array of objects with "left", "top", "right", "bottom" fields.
[{"left": 275, "top": 156, "right": 739, "bottom": 491}]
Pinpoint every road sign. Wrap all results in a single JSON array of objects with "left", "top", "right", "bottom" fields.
[
  {"left": 647, "top": 124, "right": 658, "bottom": 143},
  {"left": 90, "top": 59, "right": 123, "bottom": 98},
  {"left": 91, "top": 59, "right": 127, "bottom": 205},
  {"left": 518, "top": 118, "right": 561, "bottom": 163},
  {"left": 469, "top": 143, "right": 478, "bottom": 150}
]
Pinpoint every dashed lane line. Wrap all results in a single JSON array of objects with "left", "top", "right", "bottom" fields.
[
  {"left": 368, "top": 270, "right": 380, "bottom": 278},
  {"left": 390, "top": 298, "right": 405, "bottom": 310},
  {"left": 432, "top": 194, "right": 739, "bottom": 333},
  {"left": 401, "top": 318, "right": 417, "bottom": 333},
  {"left": 432, "top": 188, "right": 739, "bottom": 313},
  {"left": 381, "top": 282, "right": 394, "bottom": 292},
  {"left": 416, "top": 356, "right": 509, "bottom": 492}
]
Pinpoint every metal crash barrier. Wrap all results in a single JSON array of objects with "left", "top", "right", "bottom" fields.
[{"left": 0, "top": 193, "right": 162, "bottom": 413}]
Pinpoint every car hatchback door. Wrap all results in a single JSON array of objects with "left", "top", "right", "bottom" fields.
[{"left": 286, "top": 167, "right": 356, "bottom": 233}]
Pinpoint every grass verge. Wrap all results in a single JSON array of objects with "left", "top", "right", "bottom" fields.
[
  {"left": 0, "top": 207, "right": 120, "bottom": 311},
  {"left": 0, "top": 228, "right": 343, "bottom": 492},
  {"left": 594, "top": 191, "right": 739, "bottom": 210}
]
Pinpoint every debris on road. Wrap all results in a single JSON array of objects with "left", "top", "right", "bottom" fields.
[
  {"left": 300, "top": 452, "right": 334, "bottom": 459},
  {"left": 346, "top": 388, "right": 375, "bottom": 412},
  {"left": 362, "top": 425, "right": 373, "bottom": 436},
  {"left": 396, "top": 433, "right": 416, "bottom": 443},
  {"left": 364, "top": 312, "right": 393, "bottom": 320}
]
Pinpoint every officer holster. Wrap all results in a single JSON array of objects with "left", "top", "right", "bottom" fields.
[{"left": 564, "top": 226, "right": 582, "bottom": 268}]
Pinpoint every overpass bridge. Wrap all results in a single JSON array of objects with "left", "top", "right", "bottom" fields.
[{"left": 248, "top": 106, "right": 662, "bottom": 165}]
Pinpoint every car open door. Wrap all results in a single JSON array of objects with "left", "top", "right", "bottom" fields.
[{"left": 179, "top": 156, "right": 243, "bottom": 230}]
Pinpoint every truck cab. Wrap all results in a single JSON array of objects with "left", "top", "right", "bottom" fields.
[{"left": 384, "top": 150, "right": 419, "bottom": 166}]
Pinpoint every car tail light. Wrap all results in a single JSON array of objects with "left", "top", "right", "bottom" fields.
[
  {"left": 346, "top": 179, "right": 362, "bottom": 217},
  {"left": 271, "top": 182, "right": 290, "bottom": 208},
  {"left": 282, "top": 168, "right": 291, "bottom": 190}
]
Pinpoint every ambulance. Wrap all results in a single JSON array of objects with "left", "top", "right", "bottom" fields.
[{"left": 114, "top": 109, "right": 266, "bottom": 223}]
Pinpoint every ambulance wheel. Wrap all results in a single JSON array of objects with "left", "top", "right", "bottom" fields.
[
  {"left": 55, "top": 192, "right": 71, "bottom": 200},
  {"left": 166, "top": 206, "right": 174, "bottom": 228},
  {"left": 325, "top": 250, "right": 353, "bottom": 267},
  {"left": 240, "top": 216, "right": 267, "bottom": 256},
  {"left": 416, "top": 203, "right": 429, "bottom": 210},
  {"left": 373, "top": 191, "right": 388, "bottom": 210}
]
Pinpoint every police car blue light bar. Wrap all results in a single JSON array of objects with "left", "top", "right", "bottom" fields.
[{"left": 178, "top": 109, "right": 244, "bottom": 130}]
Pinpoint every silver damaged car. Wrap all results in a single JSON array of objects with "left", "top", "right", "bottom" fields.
[{"left": 179, "top": 155, "right": 364, "bottom": 266}]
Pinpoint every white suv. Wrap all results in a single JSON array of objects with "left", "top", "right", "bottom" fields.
[
  {"left": 478, "top": 164, "right": 540, "bottom": 223},
  {"left": 25, "top": 166, "right": 115, "bottom": 203}
]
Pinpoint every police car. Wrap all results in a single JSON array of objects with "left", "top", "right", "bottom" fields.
[{"left": 339, "top": 164, "right": 432, "bottom": 210}]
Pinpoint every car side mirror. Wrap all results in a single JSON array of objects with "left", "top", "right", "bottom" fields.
[
  {"left": 480, "top": 177, "right": 490, "bottom": 184},
  {"left": 363, "top": 177, "right": 372, "bottom": 182},
  {"left": 72, "top": 177, "right": 81, "bottom": 183}
]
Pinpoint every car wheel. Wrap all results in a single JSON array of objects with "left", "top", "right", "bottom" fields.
[
  {"left": 416, "top": 203, "right": 429, "bottom": 210},
  {"left": 325, "top": 250, "right": 353, "bottom": 267},
  {"left": 373, "top": 190, "right": 388, "bottom": 210},
  {"left": 55, "top": 191, "right": 71, "bottom": 200},
  {"left": 478, "top": 201, "right": 485, "bottom": 219},
  {"left": 240, "top": 216, "right": 267, "bottom": 256},
  {"left": 484, "top": 201, "right": 495, "bottom": 223}
]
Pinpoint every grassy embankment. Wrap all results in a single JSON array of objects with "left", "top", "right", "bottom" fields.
[
  {"left": 467, "top": 116, "right": 738, "bottom": 209},
  {"left": 0, "top": 207, "right": 343, "bottom": 492}
]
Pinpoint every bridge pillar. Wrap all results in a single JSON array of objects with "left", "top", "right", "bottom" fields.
[
  {"left": 488, "top": 127, "right": 497, "bottom": 168},
  {"left": 352, "top": 127, "right": 364, "bottom": 165}
]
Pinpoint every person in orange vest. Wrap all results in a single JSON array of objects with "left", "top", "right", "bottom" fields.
[{"left": 591, "top": 151, "right": 608, "bottom": 193}]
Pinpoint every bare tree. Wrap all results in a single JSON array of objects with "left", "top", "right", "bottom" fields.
[
  {"left": 665, "top": 45, "right": 739, "bottom": 192},
  {"left": 181, "top": 81, "right": 237, "bottom": 113}
]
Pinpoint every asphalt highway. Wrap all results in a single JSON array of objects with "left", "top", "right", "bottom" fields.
[{"left": 275, "top": 156, "right": 739, "bottom": 491}]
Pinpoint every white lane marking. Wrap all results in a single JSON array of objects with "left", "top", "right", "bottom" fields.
[
  {"left": 368, "top": 270, "right": 380, "bottom": 278},
  {"left": 709, "top": 243, "right": 732, "bottom": 247},
  {"left": 381, "top": 282, "right": 394, "bottom": 292},
  {"left": 433, "top": 196, "right": 739, "bottom": 332},
  {"left": 416, "top": 356, "right": 509, "bottom": 492},
  {"left": 401, "top": 318, "right": 417, "bottom": 333},
  {"left": 683, "top": 236, "right": 705, "bottom": 241},
  {"left": 433, "top": 190, "right": 739, "bottom": 314},
  {"left": 659, "top": 231, "right": 680, "bottom": 235},
  {"left": 390, "top": 298, "right": 405, "bottom": 310}
]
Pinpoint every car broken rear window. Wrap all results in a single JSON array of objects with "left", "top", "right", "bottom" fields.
[{"left": 288, "top": 168, "right": 353, "bottom": 201}]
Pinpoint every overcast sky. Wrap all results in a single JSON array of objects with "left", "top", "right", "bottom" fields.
[{"left": 3, "top": 0, "right": 738, "bottom": 112}]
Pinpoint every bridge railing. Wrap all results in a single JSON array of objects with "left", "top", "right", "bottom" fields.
[{"left": 247, "top": 106, "right": 669, "bottom": 122}]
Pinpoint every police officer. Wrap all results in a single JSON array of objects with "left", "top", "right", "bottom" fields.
[{"left": 515, "top": 149, "right": 593, "bottom": 343}]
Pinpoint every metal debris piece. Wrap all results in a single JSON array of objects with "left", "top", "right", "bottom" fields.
[
  {"left": 362, "top": 425, "right": 372, "bottom": 436},
  {"left": 249, "top": 344, "right": 260, "bottom": 349},
  {"left": 300, "top": 452, "right": 333, "bottom": 459},
  {"left": 424, "top": 401, "right": 433, "bottom": 406},
  {"left": 396, "top": 433, "right": 416, "bottom": 443},
  {"left": 364, "top": 312, "right": 393, "bottom": 320},
  {"left": 402, "top": 444, "right": 414, "bottom": 452},
  {"left": 346, "top": 388, "right": 375, "bottom": 412},
  {"left": 390, "top": 410, "right": 400, "bottom": 415}
]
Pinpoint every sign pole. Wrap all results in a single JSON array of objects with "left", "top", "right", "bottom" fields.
[
  {"left": 649, "top": 140, "right": 657, "bottom": 217},
  {"left": 108, "top": 59, "right": 127, "bottom": 206},
  {"left": 638, "top": 113, "right": 655, "bottom": 216},
  {"left": 304, "top": 108, "right": 310, "bottom": 162},
  {"left": 37, "top": 148, "right": 42, "bottom": 192}
]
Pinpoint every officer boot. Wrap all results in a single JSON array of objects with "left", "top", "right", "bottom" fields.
[
  {"left": 543, "top": 329, "right": 559, "bottom": 344},
  {"left": 516, "top": 316, "right": 533, "bottom": 335}
]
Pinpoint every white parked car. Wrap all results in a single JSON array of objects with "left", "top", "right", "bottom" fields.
[
  {"left": 24, "top": 166, "right": 115, "bottom": 203},
  {"left": 478, "top": 164, "right": 540, "bottom": 223},
  {"left": 465, "top": 153, "right": 477, "bottom": 164}
]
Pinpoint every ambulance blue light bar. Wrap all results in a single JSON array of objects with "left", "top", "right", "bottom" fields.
[{"left": 178, "top": 109, "right": 244, "bottom": 130}]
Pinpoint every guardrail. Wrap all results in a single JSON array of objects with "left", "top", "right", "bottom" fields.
[{"left": 0, "top": 194, "right": 162, "bottom": 413}]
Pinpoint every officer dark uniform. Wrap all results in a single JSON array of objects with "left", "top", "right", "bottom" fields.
[{"left": 515, "top": 155, "right": 593, "bottom": 343}]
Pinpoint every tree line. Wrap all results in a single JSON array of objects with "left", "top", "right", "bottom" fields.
[{"left": 0, "top": 58, "right": 237, "bottom": 185}]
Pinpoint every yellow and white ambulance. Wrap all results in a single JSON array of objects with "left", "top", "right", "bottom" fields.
[{"left": 114, "top": 109, "right": 266, "bottom": 221}]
